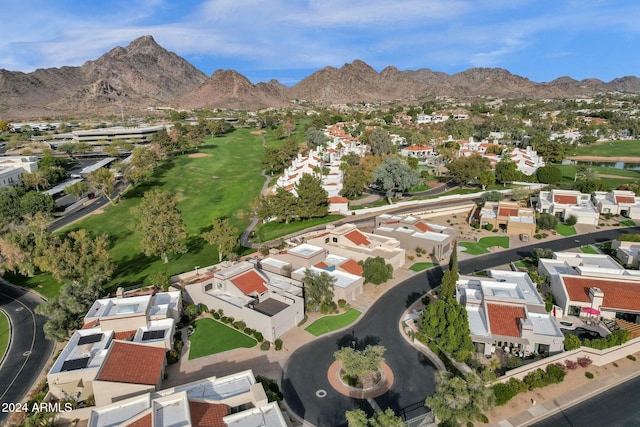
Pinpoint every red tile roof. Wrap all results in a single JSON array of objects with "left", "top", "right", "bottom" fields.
[
  {"left": 113, "top": 330, "right": 137, "bottom": 341},
  {"left": 339, "top": 259, "right": 363, "bottom": 276},
  {"left": 82, "top": 320, "right": 99, "bottom": 329},
  {"left": 314, "top": 261, "right": 329, "bottom": 269},
  {"left": 616, "top": 196, "right": 636, "bottom": 204},
  {"left": 554, "top": 194, "right": 578, "bottom": 205},
  {"left": 486, "top": 303, "right": 525, "bottom": 337},
  {"left": 563, "top": 276, "right": 640, "bottom": 311},
  {"left": 126, "top": 413, "right": 151, "bottom": 427},
  {"left": 231, "top": 270, "right": 268, "bottom": 295},
  {"left": 414, "top": 221, "right": 434, "bottom": 233},
  {"left": 498, "top": 207, "right": 519, "bottom": 217},
  {"left": 96, "top": 341, "right": 165, "bottom": 385},
  {"left": 194, "top": 274, "right": 214, "bottom": 284},
  {"left": 189, "top": 402, "right": 228, "bottom": 427},
  {"left": 328, "top": 196, "right": 349, "bottom": 204},
  {"left": 345, "top": 230, "right": 370, "bottom": 246}
]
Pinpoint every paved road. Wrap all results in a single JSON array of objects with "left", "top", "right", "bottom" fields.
[
  {"left": 282, "top": 226, "right": 640, "bottom": 427},
  {"left": 49, "top": 196, "right": 108, "bottom": 231},
  {"left": 530, "top": 374, "right": 640, "bottom": 427},
  {"left": 0, "top": 283, "right": 54, "bottom": 425}
]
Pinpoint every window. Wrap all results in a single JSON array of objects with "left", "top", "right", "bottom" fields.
[
  {"left": 332, "top": 237, "right": 338, "bottom": 243},
  {"left": 217, "top": 283, "right": 223, "bottom": 289},
  {"left": 325, "top": 238, "right": 329, "bottom": 244},
  {"left": 204, "top": 283, "right": 212, "bottom": 291}
]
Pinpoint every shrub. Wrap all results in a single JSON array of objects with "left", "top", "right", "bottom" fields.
[
  {"left": 255, "top": 375, "right": 283, "bottom": 402},
  {"left": 492, "top": 382, "right": 518, "bottom": 406},
  {"left": 565, "top": 215, "right": 578, "bottom": 226},
  {"left": 471, "top": 221, "right": 480, "bottom": 229},
  {"left": 627, "top": 355, "right": 637, "bottom": 361},
  {"left": 538, "top": 213, "right": 558, "bottom": 230},
  {"left": 254, "top": 331, "right": 264, "bottom": 342},
  {"left": 244, "top": 327, "right": 252, "bottom": 335},
  {"left": 221, "top": 316, "right": 229, "bottom": 323},
  {"left": 564, "top": 334, "right": 581, "bottom": 351},
  {"left": 613, "top": 362, "right": 619, "bottom": 367},
  {"left": 274, "top": 338, "right": 283, "bottom": 351},
  {"left": 226, "top": 317, "right": 235, "bottom": 325},
  {"left": 506, "top": 356, "right": 523, "bottom": 369},
  {"left": 212, "top": 312, "right": 220, "bottom": 319},
  {"left": 585, "top": 371, "right": 594, "bottom": 379},
  {"left": 577, "top": 356, "right": 592, "bottom": 368},
  {"left": 185, "top": 304, "right": 199, "bottom": 317},
  {"left": 166, "top": 349, "right": 180, "bottom": 364},
  {"left": 260, "top": 341, "right": 271, "bottom": 351},
  {"left": 338, "top": 299, "right": 347, "bottom": 308},
  {"left": 565, "top": 359, "right": 578, "bottom": 370},
  {"left": 484, "top": 223, "right": 494, "bottom": 231},
  {"left": 233, "top": 320, "right": 246, "bottom": 330}
]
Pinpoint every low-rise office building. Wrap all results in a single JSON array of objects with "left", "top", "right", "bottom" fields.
[{"left": 0, "top": 156, "right": 38, "bottom": 186}]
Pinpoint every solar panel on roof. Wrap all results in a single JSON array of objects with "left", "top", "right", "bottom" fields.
[
  {"left": 142, "top": 330, "right": 165, "bottom": 340},
  {"left": 77, "top": 333, "right": 103, "bottom": 345},
  {"left": 60, "top": 357, "right": 90, "bottom": 372}
]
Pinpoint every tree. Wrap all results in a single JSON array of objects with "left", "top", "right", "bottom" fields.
[
  {"left": 301, "top": 268, "right": 335, "bottom": 311},
  {"left": 481, "top": 190, "right": 504, "bottom": 202},
  {"left": 21, "top": 170, "right": 49, "bottom": 191},
  {"left": 36, "top": 279, "right": 104, "bottom": 341},
  {"left": 447, "top": 155, "right": 491, "bottom": 185},
  {"left": 64, "top": 180, "right": 89, "bottom": 199},
  {"left": 20, "top": 191, "right": 54, "bottom": 217},
  {"left": 359, "top": 257, "right": 393, "bottom": 285},
  {"left": 151, "top": 130, "right": 178, "bottom": 157},
  {"left": 494, "top": 157, "right": 522, "bottom": 184},
  {"left": 0, "top": 186, "right": 23, "bottom": 225},
  {"left": 373, "top": 157, "right": 421, "bottom": 201},
  {"left": 334, "top": 345, "right": 386, "bottom": 379},
  {"left": 477, "top": 169, "right": 496, "bottom": 190},
  {"left": 574, "top": 165, "right": 598, "bottom": 183},
  {"left": 367, "top": 128, "right": 394, "bottom": 156},
  {"left": 0, "top": 213, "right": 50, "bottom": 276},
  {"left": 406, "top": 156, "right": 419, "bottom": 170},
  {"left": 203, "top": 218, "right": 238, "bottom": 262},
  {"left": 87, "top": 168, "right": 116, "bottom": 201},
  {"left": 536, "top": 165, "right": 562, "bottom": 185},
  {"left": 35, "top": 229, "right": 114, "bottom": 285},
  {"left": 305, "top": 127, "right": 328, "bottom": 147},
  {"left": 537, "top": 213, "right": 558, "bottom": 230},
  {"left": 340, "top": 164, "right": 369, "bottom": 198},
  {"left": 132, "top": 190, "right": 187, "bottom": 263},
  {"left": 425, "top": 371, "right": 495, "bottom": 425},
  {"left": 148, "top": 271, "right": 171, "bottom": 292},
  {"left": 124, "top": 147, "right": 160, "bottom": 185},
  {"left": 369, "top": 408, "right": 404, "bottom": 427},
  {"left": 295, "top": 174, "right": 328, "bottom": 219},
  {"left": 564, "top": 334, "right": 581, "bottom": 351},
  {"left": 271, "top": 187, "right": 298, "bottom": 224},
  {"left": 345, "top": 409, "right": 369, "bottom": 427}
]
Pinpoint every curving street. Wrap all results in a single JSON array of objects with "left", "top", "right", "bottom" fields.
[
  {"left": 282, "top": 226, "right": 640, "bottom": 427},
  {"left": 0, "top": 283, "right": 55, "bottom": 426}
]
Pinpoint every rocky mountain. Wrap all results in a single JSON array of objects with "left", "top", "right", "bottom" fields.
[
  {"left": 0, "top": 35, "right": 207, "bottom": 118},
  {"left": 3, "top": 36, "right": 640, "bottom": 118}
]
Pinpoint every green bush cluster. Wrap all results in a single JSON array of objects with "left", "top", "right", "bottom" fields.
[
  {"left": 337, "top": 299, "right": 347, "bottom": 308},
  {"left": 583, "top": 329, "right": 631, "bottom": 350},
  {"left": 274, "top": 338, "right": 283, "bottom": 351},
  {"left": 492, "top": 364, "right": 566, "bottom": 406},
  {"left": 484, "top": 223, "right": 494, "bottom": 231},
  {"left": 260, "top": 341, "right": 270, "bottom": 350}
]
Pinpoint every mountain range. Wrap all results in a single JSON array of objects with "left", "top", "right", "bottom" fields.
[{"left": 2, "top": 35, "right": 640, "bottom": 119}]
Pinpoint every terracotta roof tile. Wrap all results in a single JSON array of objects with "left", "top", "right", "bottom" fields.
[
  {"left": 554, "top": 194, "right": 578, "bottom": 205},
  {"left": 344, "top": 230, "right": 370, "bottom": 246},
  {"left": 487, "top": 303, "right": 525, "bottom": 337},
  {"left": 126, "top": 413, "right": 151, "bottom": 427},
  {"left": 113, "top": 330, "right": 137, "bottom": 341},
  {"left": 339, "top": 259, "right": 363, "bottom": 276},
  {"left": 563, "top": 276, "right": 640, "bottom": 311},
  {"left": 616, "top": 196, "right": 636, "bottom": 204},
  {"left": 498, "top": 207, "right": 519, "bottom": 217},
  {"left": 314, "top": 261, "right": 329, "bottom": 269},
  {"left": 194, "top": 273, "right": 214, "bottom": 284},
  {"left": 414, "top": 221, "right": 434, "bottom": 233},
  {"left": 231, "top": 270, "right": 268, "bottom": 295},
  {"left": 82, "top": 319, "right": 99, "bottom": 329},
  {"left": 96, "top": 341, "right": 165, "bottom": 386},
  {"left": 189, "top": 402, "right": 228, "bottom": 427},
  {"left": 328, "top": 196, "right": 349, "bottom": 203}
]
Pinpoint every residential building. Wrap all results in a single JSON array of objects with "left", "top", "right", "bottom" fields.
[
  {"left": 612, "top": 238, "right": 640, "bottom": 268},
  {"left": 539, "top": 251, "right": 640, "bottom": 322},
  {"left": 88, "top": 371, "right": 288, "bottom": 427},
  {"left": 0, "top": 156, "right": 38, "bottom": 187},
  {"left": 457, "top": 270, "right": 565, "bottom": 357},
  {"left": 374, "top": 214, "right": 455, "bottom": 260},
  {"left": 532, "top": 189, "right": 599, "bottom": 225},
  {"left": 508, "top": 147, "right": 545, "bottom": 176},
  {"left": 306, "top": 223, "right": 406, "bottom": 269},
  {"left": 400, "top": 144, "right": 437, "bottom": 158},
  {"left": 476, "top": 201, "right": 536, "bottom": 237},
  {"left": 185, "top": 261, "right": 304, "bottom": 341},
  {"left": 328, "top": 196, "right": 349, "bottom": 214},
  {"left": 592, "top": 190, "right": 640, "bottom": 219}
]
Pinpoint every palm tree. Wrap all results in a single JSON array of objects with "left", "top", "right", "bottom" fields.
[{"left": 574, "top": 165, "right": 598, "bottom": 182}]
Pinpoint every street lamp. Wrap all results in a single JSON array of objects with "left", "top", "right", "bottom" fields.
[{"left": 195, "top": 266, "right": 200, "bottom": 276}]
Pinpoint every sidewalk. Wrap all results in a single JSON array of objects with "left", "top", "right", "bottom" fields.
[{"left": 485, "top": 351, "right": 640, "bottom": 427}]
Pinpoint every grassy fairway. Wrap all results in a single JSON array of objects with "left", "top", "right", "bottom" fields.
[
  {"left": 188, "top": 318, "right": 257, "bottom": 359},
  {"left": 305, "top": 308, "right": 362, "bottom": 336},
  {"left": 555, "top": 164, "right": 640, "bottom": 189},
  {"left": 459, "top": 236, "right": 510, "bottom": 255},
  {"left": 571, "top": 140, "right": 640, "bottom": 158},
  {"left": 0, "top": 310, "right": 9, "bottom": 364},
  {"left": 409, "top": 262, "right": 436, "bottom": 272},
  {"left": 11, "top": 129, "right": 268, "bottom": 294}
]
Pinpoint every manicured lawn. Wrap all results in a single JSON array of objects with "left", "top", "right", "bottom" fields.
[
  {"left": 15, "top": 129, "right": 269, "bottom": 294},
  {"left": 255, "top": 215, "right": 344, "bottom": 242},
  {"left": 580, "top": 245, "right": 599, "bottom": 254},
  {"left": 555, "top": 164, "right": 640, "bottom": 189},
  {"left": 459, "top": 236, "right": 510, "bottom": 255},
  {"left": 556, "top": 223, "right": 577, "bottom": 236},
  {"left": 188, "top": 318, "right": 257, "bottom": 359},
  {"left": 2, "top": 271, "right": 62, "bottom": 300},
  {"left": 571, "top": 140, "right": 640, "bottom": 158},
  {"left": 305, "top": 308, "right": 361, "bottom": 336},
  {"left": 410, "top": 262, "right": 436, "bottom": 272},
  {"left": 513, "top": 260, "right": 527, "bottom": 267},
  {"left": 620, "top": 219, "right": 636, "bottom": 227},
  {"left": 0, "top": 310, "right": 10, "bottom": 364}
]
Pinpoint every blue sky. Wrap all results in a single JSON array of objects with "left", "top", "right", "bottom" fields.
[{"left": 2, "top": 0, "right": 639, "bottom": 86}]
